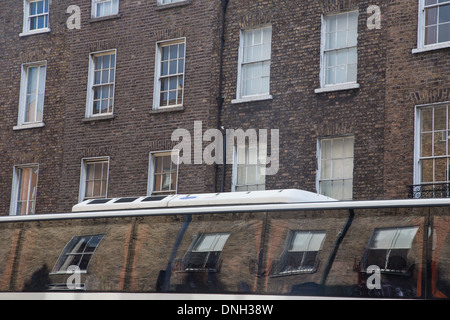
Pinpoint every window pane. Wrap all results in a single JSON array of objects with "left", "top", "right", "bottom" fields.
[
  {"left": 343, "top": 158, "right": 354, "bottom": 177},
  {"left": 25, "top": 95, "right": 36, "bottom": 123},
  {"left": 421, "top": 133, "right": 433, "bottom": 157},
  {"left": 321, "top": 159, "right": 331, "bottom": 179},
  {"left": 332, "top": 138, "right": 344, "bottom": 158},
  {"left": 336, "top": 30, "right": 347, "bottom": 48},
  {"left": 348, "top": 11, "right": 358, "bottom": 30},
  {"left": 194, "top": 235, "right": 216, "bottom": 252},
  {"left": 290, "top": 232, "right": 311, "bottom": 251},
  {"left": 434, "top": 106, "right": 447, "bottom": 130},
  {"left": 421, "top": 158, "right": 434, "bottom": 183},
  {"left": 421, "top": 107, "right": 433, "bottom": 132},
  {"left": 439, "top": 4, "right": 450, "bottom": 23},
  {"left": 337, "top": 14, "right": 348, "bottom": 31},
  {"left": 426, "top": 7, "right": 438, "bottom": 26},
  {"left": 308, "top": 232, "right": 326, "bottom": 251},
  {"left": 343, "top": 179, "right": 353, "bottom": 200},
  {"left": 321, "top": 180, "right": 332, "bottom": 197},
  {"left": 394, "top": 228, "right": 419, "bottom": 249},
  {"left": 37, "top": 16, "right": 45, "bottom": 29},
  {"left": 336, "top": 65, "right": 346, "bottom": 83},
  {"left": 37, "top": 1, "right": 44, "bottom": 14},
  {"left": 30, "top": 2, "right": 37, "bottom": 15},
  {"left": 371, "top": 229, "right": 395, "bottom": 249},
  {"left": 347, "top": 28, "right": 358, "bottom": 47},
  {"left": 344, "top": 137, "right": 354, "bottom": 157},
  {"left": 326, "top": 15, "right": 336, "bottom": 33},
  {"left": 434, "top": 132, "right": 447, "bottom": 156},
  {"left": 326, "top": 32, "right": 336, "bottom": 50},
  {"left": 326, "top": 67, "right": 335, "bottom": 85},
  {"left": 435, "top": 157, "right": 447, "bottom": 181},
  {"left": 27, "top": 67, "right": 38, "bottom": 94},
  {"left": 438, "top": 23, "right": 450, "bottom": 42},
  {"left": 321, "top": 140, "right": 331, "bottom": 159},
  {"left": 336, "top": 49, "right": 347, "bottom": 66}
]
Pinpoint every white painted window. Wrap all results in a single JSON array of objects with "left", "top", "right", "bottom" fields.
[
  {"left": 234, "top": 26, "right": 272, "bottom": 102},
  {"left": 184, "top": 233, "right": 230, "bottom": 271},
  {"left": 232, "top": 143, "right": 266, "bottom": 192},
  {"left": 21, "top": 0, "right": 50, "bottom": 36},
  {"left": 53, "top": 235, "right": 105, "bottom": 273},
  {"left": 79, "top": 158, "right": 109, "bottom": 202},
  {"left": 10, "top": 165, "right": 39, "bottom": 216},
  {"left": 86, "top": 50, "right": 116, "bottom": 118},
  {"left": 148, "top": 151, "right": 179, "bottom": 195},
  {"left": 158, "top": 0, "right": 184, "bottom": 4},
  {"left": 153, "top": 39, "right": 186, "bottom": 110},
  {"left": 92, "top": 0, "right": 119, "bottom": 18},
  {"left": 415, "top": 0, "right": 450, "bottom": 52},
  {"left": 366, "top": 227, "right": 418, "bottom": 273},
  {"left": 276, "top": 231, "right": 326, "bottom": 274},
  {"left": 316, "top": 11, "right": 359, "bottom": 93},
  {"left": 16, "top": 62, "right": 46, "bottom": 129},
  {"left": 415, "top": 103, "right": 450, "bottom": 186},
  {"left": 318, "top": 136, "right": 354, "bottom": 200}
]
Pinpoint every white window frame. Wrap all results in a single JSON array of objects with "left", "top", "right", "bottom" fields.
[
  {"left": 79, "top": 157, "right": 110, "bottom": 203},
  {"left": 52, "top": 234, "right": 105, "bottom": 274},
  {"left": 317, "top": 135, "right": 354, "bottom": 200},
  {"left": 364, "top": 227, "right": 418, "bottom": 273},
  {"left": 231, "top": 143, "right": 266, "bottom": 192},
  {"left": 14, "top": 61, "right": 47, "bottom": 130},
  {"left": 414, "top": 102, "right": 450, "bottom": 187},
  {"left": 413, "top": 0, "right": 450, "bottom": 53},
  {"left": 85, "top": 50, "right": 117, "bottom": 119},
  {"left": 315, "top": 11, "right": 360, "bottom": 93},
  {"left": 10, "top": 164, "right": 39, "bottom": 216},
  {"left": 157, "top": 0, "right": 185, "bottom": 5},
  {"left": 275, "top": 231, "right": 326, "bottom": 275},
  {"left": 153, "top": 38, "right": 186, "bottom": 110},
  {"left": 232, "top": 25, "right": 273, "bottom": 104},
  {"left": 91, "top": 0, "right": 119, "bottom": 18},
  {"left": 148, "top": 150, "right": 180, "bottom": 195},
  {"left": 183, "top": 233, "right": 230, "bottom": 271},
  {"left": 20, "top": 0, "right": 50, "bottom": 37}
]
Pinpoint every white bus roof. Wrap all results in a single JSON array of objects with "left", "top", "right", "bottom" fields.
[{"left": 71, "top": 189, "right": 337, "bottom": 213}]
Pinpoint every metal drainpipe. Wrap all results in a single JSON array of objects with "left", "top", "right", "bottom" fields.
[
  {"left": 162, "top": 214, "right": 192, "bottom": 292},
  {"left": 320, "top": 209, "right": 355, "bottom": 288},
  {"left": 214, "top": 0, "right": 229, "bottom": 193}
]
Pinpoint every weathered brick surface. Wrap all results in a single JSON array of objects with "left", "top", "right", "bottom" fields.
[
  {"left": 0, "top": 207, "right": 440, "bottom": 298},
  {"left": 383, "top": 0, "right": 450, "bottom": 198},
  {"left": 1, "top": 0, "right": 221, "bottom": 215},
  {"left": 218, "top": 0, "right": 387, "bottom": 200},
  {"left": 1, "top": 0, "right": 450, "bottom": 214}
]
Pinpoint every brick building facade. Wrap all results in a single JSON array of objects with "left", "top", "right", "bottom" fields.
[
  {"left": 0, "top": 1, "right": 449, "bottom": 218},
  {"left": 1, "top": 0, "right": 450, "bottom": 298},
  {"left": 1, "top": 0, "right": 222, "bottom": 215}
]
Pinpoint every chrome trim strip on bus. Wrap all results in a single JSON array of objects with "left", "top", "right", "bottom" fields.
[
  {"left": 2, "top": 198, "right": 450, "bottom": 223},
  {"left": 0, "top": 292, "right": 390, "bottom": 300}
]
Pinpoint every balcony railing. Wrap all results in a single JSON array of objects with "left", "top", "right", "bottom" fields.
[{"left": 407, "top": 183, "right": 450, "bottom": 199}]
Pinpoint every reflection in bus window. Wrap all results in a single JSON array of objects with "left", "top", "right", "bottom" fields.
[
  {"left": 52, "top": 235, "right": 105, "bottom": 273},
  {"left": 365, "top": 227, "right": 418, "bottom": 274},
  {"left": 273, "top": 231, "right": 326, "bottom": 275},
  {"left": 183, "top": 233, "right": 230, "bottom": 271}
]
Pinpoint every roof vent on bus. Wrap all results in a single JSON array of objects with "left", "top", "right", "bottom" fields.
[
  {"left": 88, "top": 199, "right": 113, "bottom": 205},
  {"left": 114, "top": 197, "right": 139, "bottom": 203},
  {"left": 142, "top": 196, "right": 168, "bottom": 202}
]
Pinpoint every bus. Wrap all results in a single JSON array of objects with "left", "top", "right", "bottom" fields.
[{"left": 0, "top": 189, "right": 449, "bottom": 300}]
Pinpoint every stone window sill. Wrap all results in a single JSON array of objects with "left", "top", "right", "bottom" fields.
[
  {"left": 314, "top": 83, "right": 360, "bottom": 94},
  {"left": 156, "top": 0, "right": 191, "bottom": 10}
]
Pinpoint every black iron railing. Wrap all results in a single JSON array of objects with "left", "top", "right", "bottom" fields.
[{"left": 407, "top": 183, "right": 450, "bottom": 199}]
